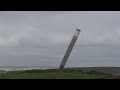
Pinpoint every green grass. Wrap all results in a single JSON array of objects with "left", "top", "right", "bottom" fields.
[{"left": 0, "top": 71, "right": 112, "bottom": 79}]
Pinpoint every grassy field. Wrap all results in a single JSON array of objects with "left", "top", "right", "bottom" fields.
[{"left": 0, "top": 71, "right": 113, "bottom": 79}]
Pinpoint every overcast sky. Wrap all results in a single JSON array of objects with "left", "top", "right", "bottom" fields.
[{"left": 0, "top": 11, "right": 120, "bottom": 67}]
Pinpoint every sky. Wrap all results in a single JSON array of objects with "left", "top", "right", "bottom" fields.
[{"left": 0, "top": 11, "right": 120, "bottom": 67}]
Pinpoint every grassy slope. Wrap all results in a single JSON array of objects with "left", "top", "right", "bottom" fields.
[{"left": 0, "top": 71, "right": 111, "bottom": 79}]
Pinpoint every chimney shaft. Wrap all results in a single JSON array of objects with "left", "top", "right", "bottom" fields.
[{"left": 59, "top": 29, "right": 81, "bottom": 70}]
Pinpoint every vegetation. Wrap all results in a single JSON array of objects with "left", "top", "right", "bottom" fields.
[{"left": 0, "top": 70, "right": 114, "bottom": 79}]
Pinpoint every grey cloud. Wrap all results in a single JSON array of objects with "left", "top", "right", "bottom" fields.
[{"left": 0, "top": 11, "right": 120, "bottom": 67}]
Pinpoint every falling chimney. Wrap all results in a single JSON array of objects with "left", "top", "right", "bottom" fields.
[{"left": 59, "top": 29, "right": 81, "bottom": 70}]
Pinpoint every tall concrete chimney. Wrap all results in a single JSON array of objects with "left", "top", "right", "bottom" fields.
[{"left": 59, "top": 29, "right": 81, "bottom": 70}]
